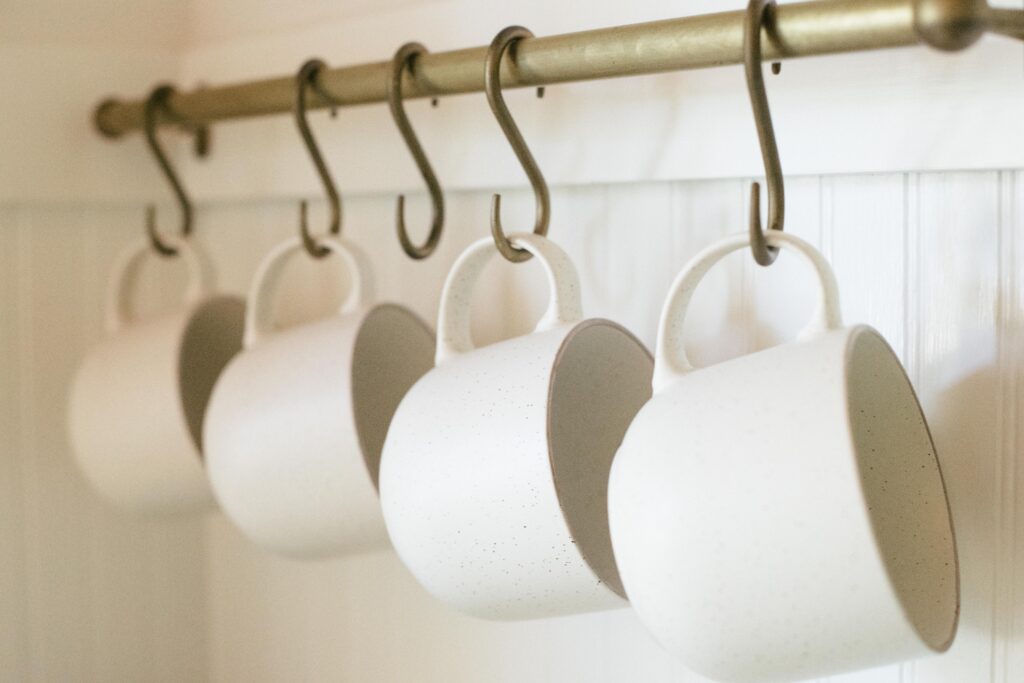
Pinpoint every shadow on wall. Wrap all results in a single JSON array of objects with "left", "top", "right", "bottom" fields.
[{"left": 926, "top": 343, "right": 1014, "bottom": 638}]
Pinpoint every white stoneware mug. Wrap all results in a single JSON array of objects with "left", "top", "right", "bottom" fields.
[
  {"left": 380, "top": 233, "right": 653, "bottom": 620},
  {"left": 608, "top": 230, "right": 959, "bottom": 683},
  {"left": 204, "top": 236, "right": 434, "bottom": 559},
  {"left": 68, "top": 238, "right": 245, "bottom": 514}
]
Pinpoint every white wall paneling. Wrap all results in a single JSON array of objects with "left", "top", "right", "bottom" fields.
[
  {"left": 3, "top": 171, "right": 1024, "bottom": 682},
  {"left": 0, "top": 206, "right": 207, "bottom": 683},
  {"left": 198, "top": 172, "right": 1023, "bottom": 683},
  {"left": 0, "top": 170, "right": 998, "bottom": 683}
]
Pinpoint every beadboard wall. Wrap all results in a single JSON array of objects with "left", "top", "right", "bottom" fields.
[
  {"left": 1, "top": 170, "right": 1022, "bottom": 682},
  {"left": 0, "top": 206, "right": 208, "bottom": 682},
  {"left": 201, "top": 172, "right": 1024, "bottom": 683}
]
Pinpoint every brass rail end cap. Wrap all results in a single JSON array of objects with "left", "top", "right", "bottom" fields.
[
  {"left": 913, "top": 0, "right": 986, "bottom": 52},
  {"left": 93, "top": 98, "right": 124, "bottom": 139}
]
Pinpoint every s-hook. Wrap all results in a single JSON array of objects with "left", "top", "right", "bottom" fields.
[
  {"left": 744, "top": 0, "right": 785, "bottom": 266},
  {"left": 389, "top": 43, "right": 445, "bottom": 260},
  {"left": 295, "top": 58, "right": 342, "bottom": 258},
  {"left": 485, "top": 26, "right": 550, "bottom": 263},
  {"left": 143, "top": 85, "right": 201, "bottom": 257}
]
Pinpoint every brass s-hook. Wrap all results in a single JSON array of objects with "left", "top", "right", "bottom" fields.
[
  {"left": 485, "top": 26, "right": 550, "bottom": 264},
  {"left": 744, "top": 0, "right": 785, "bottom": 266},
  {"left": 143, "top": 85, "right": 197, "bottom": 257},
  {"left": 388, "top": 43, "right": 445, "bottom": 260},
  {"left": 295, "top": 59, "right": 342, "bottom": 258}
]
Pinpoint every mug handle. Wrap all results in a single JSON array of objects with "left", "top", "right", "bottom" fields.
[
  {"left": 653, "top": 230, "right": 843, "bottom": 393},
  {"left": 104, "top": 237, "right": 206, "bottom": 335},
  {"left": 243, "top": 236, "right": 369, "bottom": 348},
  {"left": 436, "top": 233, "right": 583, "bottom": 365}
]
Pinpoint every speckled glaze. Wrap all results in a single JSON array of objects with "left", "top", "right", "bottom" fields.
[
  {"left": 609, "top": 231, "right": 960, "bottom": 683},
  {"left": 380, "top": 234, "right": 653, "bottom": 620},
  {"left": 204, "top": 237, "right": 434, "bottom": 559},
  {"left": 68, "top": 238, "right": 245, "bottom": 514}
]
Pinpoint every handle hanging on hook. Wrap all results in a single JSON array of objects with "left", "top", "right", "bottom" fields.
[
  {"left": 485, "top": 26, "right": 551, "bottom": 264},
  {"left": 388, "top": 43, "right": 445, "bottom": 260},
  {"left": 295, "top": 58, "right": 342, "bottom": 259},
  {"left": 744, "top": 0, "right": 785, "bottom": 266},
  {"left": 143, "top": 85, "right": 197, "bottom": 257}
]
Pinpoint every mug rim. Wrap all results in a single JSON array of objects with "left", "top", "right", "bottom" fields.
[
  {"left": 351, "top": 301, "right": 436, "bottom": 493},
  {"left": 177, "top": 293, "right": 247, "bottom": 460},
  {"left": 841, "top": 324, "right": 960, "bottom": 653},
  {"left": 547, "top": 316, "right": 654, "bottom": 600}
]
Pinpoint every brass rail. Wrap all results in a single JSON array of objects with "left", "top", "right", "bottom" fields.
[{"left": 94, "top": 0, "right": 1024, "bottom": 138}]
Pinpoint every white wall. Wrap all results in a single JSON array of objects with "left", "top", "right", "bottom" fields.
[
  {"left": 3, "top": 1, "right": 1024, "bottom": 682},
  {"left": 1, "top": 2, "right": 209, "bottom": 681},
  {"left": 0, "top": 208, "right": 208, "bottom": 682}
]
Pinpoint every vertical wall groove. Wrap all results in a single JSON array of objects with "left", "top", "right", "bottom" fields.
[
  {"left": 0, "top": 211, "right": 29, "bottom": 681},
  {"left": 900, "top": 170, "right": 911, "bottom": 683},
  {"left": 991, "top": 171, "right": 1006, "bottom": 683},
  {"left": 13, "top": 209, "right": 43, "bottom": 680},
  {"left": 1012, "top": 168, "right": 1024, "bottom": 683},
  {"left": 995, "top": 169, "right": 1019, "bottom": 683}
]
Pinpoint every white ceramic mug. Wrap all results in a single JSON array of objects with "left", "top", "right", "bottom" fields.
[
  {"left": 68, "top": 238, "right": 245, "bottom": 514},
  {"left": 380, "top": 233, "right": 653, "bottom": 620},
  {"left": 608, "top": 230, "right": 959, "bottom": 682},
  {"left": 204, "top": 236, "right": 434, "bottom": 559}
]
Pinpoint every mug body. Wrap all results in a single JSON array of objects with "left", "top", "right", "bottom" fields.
[
  {"left": 203, "top": 237, "right": 434, "bottom": 559},
  {"left": 608, "top": 231, "right": 958, "bottom": 682},
  {"left": 381, "top": 233, "right": 652, "bottom": 620},
  {"left": 68, "top": 239, "right": 244, "bottom": 514},
  {"left": 611, "top": 326, "right": 956, "bottom": 681},
  {"left": 205, "top": 305, "right": 433, "bottom": 558}
]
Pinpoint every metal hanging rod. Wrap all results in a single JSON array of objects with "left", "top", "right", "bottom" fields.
[{"left": 94, "top": 0, "right": 1024, "bottom": 138}]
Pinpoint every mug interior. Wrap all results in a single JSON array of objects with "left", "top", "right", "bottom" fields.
[
  {"left": 179, "top": 296, "right": 246, "bottom": 458},
  {"left": 846, "top": 327, "right": 959, "bottom": 652},
  {"left": 548, "top": 320, "right": 653, "bottom": 598},
  {"left": 352, "top": 304, "right": 435, "bottom": 490}
]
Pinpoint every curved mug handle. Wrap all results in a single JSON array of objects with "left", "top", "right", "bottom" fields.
[
  {"left": 436, "top": 233, "right": 583, "bottom": 365},
  {"left": 653, "top": 230, "right": 843, "bottom": 393},
  {"left": 104, "top": 237, "right": 206, "bottom": 335},
  {"left": 244, "top": 236, "right": 370, "bottom": 348}
]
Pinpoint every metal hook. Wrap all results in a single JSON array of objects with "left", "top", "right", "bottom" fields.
[
  {"left": 143, "top": 85, "right": 195, "bottom": 257},
  {"left": 744, "top": 0, "right": 785, "bottom": 266},
  {"left": 485, "top": 26, "right": 550, "bottom": 264},
  {"left": 295, "top": 58, "right": 342, "bottom": 259},
  {"left": 388, "top": 43, "right": 445, "bottom": 260}
]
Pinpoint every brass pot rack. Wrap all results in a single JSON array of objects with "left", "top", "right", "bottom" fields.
[{"left": 94, "top": 0, "right": 1024, "bottom": 138}]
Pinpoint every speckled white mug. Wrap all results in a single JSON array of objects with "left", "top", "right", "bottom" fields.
[
  {"left": 381, "top": 234, "right": 652, "bottom": 620},
  {"left": 204, "top": 237, "right": 434, "bottom": 559},
  {"left": 68, "top": 238, "right": 245, "bottom": 514},
  {"left": 608, "top": 231, "right": 959, "bottom": 682}
]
